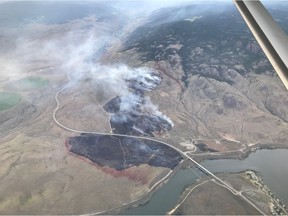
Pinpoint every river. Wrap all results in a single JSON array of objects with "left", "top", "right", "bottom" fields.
[{"left": 121, "top": 148, "right": 288, "bottom": 215}]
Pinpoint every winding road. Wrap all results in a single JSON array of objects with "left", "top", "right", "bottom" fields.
[{"left": 53, "top": 85, "right": 265, "bottom": 215}]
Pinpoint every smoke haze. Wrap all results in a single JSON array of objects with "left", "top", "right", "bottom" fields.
[{"left": 0, "top": 1, "right": 176, "bottom": 127}]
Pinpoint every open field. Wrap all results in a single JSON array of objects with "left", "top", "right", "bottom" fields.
[
  {"left": 170, "top": 171, "right": 286, "bottom": 215},
  {"left": 0, "top": 68, "right": 170, "bottom": 214},
  {"left": 173, "top": 180, "right": 260, "bottom": 215},
  {"left": 0, "top": 63, "right": 174, "bottom": 215},
  {"left": 2, "top": 2, "right": 288, "bottom": 215},
  {"left": 0, "top": 92, "right": 21, "bottom": 111},
  {"left": 5, "top": 76, "right": 49, "bottom": 92}
]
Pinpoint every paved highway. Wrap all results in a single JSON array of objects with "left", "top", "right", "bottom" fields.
[{"left": 53, "top": 86, "right": 265, "bottom": 215}]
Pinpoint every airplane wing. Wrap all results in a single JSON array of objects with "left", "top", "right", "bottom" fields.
[{"left": 233, "top": 0, "right": 288, "bottom": 90}]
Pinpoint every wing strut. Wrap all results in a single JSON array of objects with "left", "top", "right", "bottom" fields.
[{"left": 234, "top": 0, "right": 288, "bottom": 90}]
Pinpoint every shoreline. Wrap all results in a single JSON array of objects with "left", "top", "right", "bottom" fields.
[
  {"left": 105, "top": 145, "right": 288, "bottom": 215},
  {"left": 192, "top": 143, "right": 288, "bottom": 162},
  {"left": 167, "top": 169, "right": 288, "bottom": 215},
  {"left": 53, "top": 65, "right": 288, "bottom": 216},
  {"left": 87, "top": 159, "right": 189, "bottom": 215},
  {"left": 245, "top": 170, "right": 288, "bottom": 215}
]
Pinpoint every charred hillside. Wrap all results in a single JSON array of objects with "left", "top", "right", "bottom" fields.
[{"left": 119, "top": 3, "right": 288, "bottom": 149}]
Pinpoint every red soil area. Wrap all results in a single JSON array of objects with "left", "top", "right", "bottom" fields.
[{"left": 65, "top": 138, "right": 150, "bottom": 185}]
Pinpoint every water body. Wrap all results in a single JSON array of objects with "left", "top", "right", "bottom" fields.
[
  {"left": 201, "top": 148, "right": 288, "bottom": 205},
  {"left": 121, "top": 148, "right": 288, "bottom": 215},
  {"left": 122, "top": 168, "right": 204, "bottom": 215}
]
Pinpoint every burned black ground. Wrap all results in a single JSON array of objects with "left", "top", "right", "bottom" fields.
[
  {"left": 68, "top": 134, "right": 182, "bottom": 170},
  {"left": 103, "top": 73, "right": 172, "bottom": 136},
  {"left": 109, "top": 113, "right": 172, "bottom": 136}
]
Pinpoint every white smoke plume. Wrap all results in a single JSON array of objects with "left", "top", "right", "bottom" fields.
[
  {"left": 0, "top": 2, "right": 174, "bottom": 127},
  {"left": 142, "top": 97, "right": 174, "bottom": 127}
]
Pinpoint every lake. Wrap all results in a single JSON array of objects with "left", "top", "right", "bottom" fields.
[{"left": 121, "top": 148, "right": 288, "bottom": 215}]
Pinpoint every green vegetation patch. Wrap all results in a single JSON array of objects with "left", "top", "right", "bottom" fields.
[
  {"left": 15, "top": 76, "right": 49, "bottom": 91},
  {"left": 0, "top": 92, "right": 22, "bottom": 111}
]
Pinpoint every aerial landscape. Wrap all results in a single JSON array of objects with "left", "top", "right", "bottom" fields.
[{"left": 1, "top": 0, "right": 288, "bottom": 215}]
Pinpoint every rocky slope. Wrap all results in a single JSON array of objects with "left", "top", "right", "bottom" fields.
[{"left": 117, "top": 3, "right": 288, "bottom": 152}]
